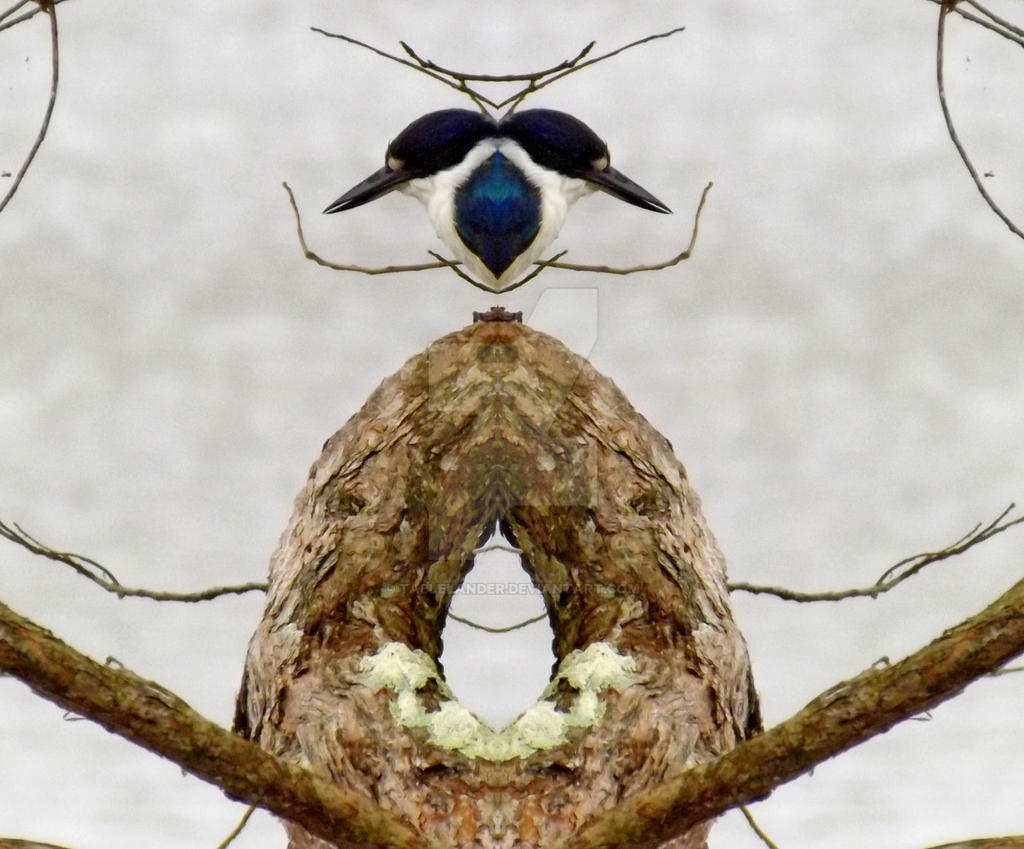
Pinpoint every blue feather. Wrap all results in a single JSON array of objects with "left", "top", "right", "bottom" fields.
[{"left": 454, "top": 152, "right": 540, "bottom": 279}]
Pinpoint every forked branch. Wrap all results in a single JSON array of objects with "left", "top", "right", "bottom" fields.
[
  {"left": 0, "top": 0, "right": 59, "bottom": 214},
  {"left": 1, "top": 576, "right": 1022, "bottom": 849},
  {"left": 730, "top": 504, "right": 1024, "bottom": 602},
  {"left": 0, "top": 519, "right": 266, "bottom": 603},
  {"left": 933, "top": 0, "right": 1024, "bottom": 241},
  {"left": 311, "top": 26, "right": 686, "bottom": 113},
  {"left": 566, "top": 574, "right": 1024, "bottom": 849},
  {"left": 285, "top": 180, "right": 707, "bottom": 292}
]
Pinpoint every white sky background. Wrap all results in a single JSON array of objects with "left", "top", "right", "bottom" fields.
[{"left": 1, "top": 1, "right": 1022, "bottom": 847}]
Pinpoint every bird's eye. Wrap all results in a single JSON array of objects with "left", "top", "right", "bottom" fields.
[
  {"left": 592, "top": 154, "right": 610, "bottom": 171},
  {"left": 386, "top": 154, "right": 404, "bottom": 171}
]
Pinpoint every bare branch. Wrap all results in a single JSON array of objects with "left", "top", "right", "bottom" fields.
[
  {"left": 489, "top": 249, "right": 568, "bottom": 294},
  {"left": 935, "top": 1, "right": 1024, "bottom": 241},
  {"left": 308, "top": 28, "right": 496, "bottom": 110},
  {"left": 283, "top": 181, "right": 462, "bottom": 276},
  {"left": 965, "top": 0, "right": 1024, "bottom": 39},
  {"left": 989, "top": 663, "right": 1024, "bottom": 677},
  {"left": 739, "top": 805, "right": 781, "bottom": 849},
  {"left": 0, "top": 0, "right": 58, "bottom": 214},
  {"left": 289, "top": 157, "right": 703, "bottom": 290},
  {"left": 425, "top": 250, "right": 499, "bottom": 292},
  {"left": 473, "top": 542, "right": 523, "bottom": 555},
  {"left": 214, "top": 806, "right": 256, "bottom": 849},
  {"left": 0, "top": 519, "right": 266, "bottom": 602},
  {"left": 0, "top": 599, "right": 423, "bottom": 849},
  {"left": 4, "top": 570, "right": 1022, "bottom": 849},
  {"left": 398, "top": 38, "right": 595, "bottom": 83},
  {"left": 567, "top": 574, "right": 1024, "bottom": 849},
  {"left": 447, "top": 611, "right": 548, "bottom": 634},
  {"left": 0, "top": 0, "right": 70, "bottom": 33},
  {"left": 729, "top": 504, "right": 1024, "bottom": 602},
  {"left": 0, "top": 0, "right": 33, "bottom": 23},
  {"left": 923, "top": 0, "right": 1024, "bottom": 47},
  {"left": 449, "top": 540, "right": 548, "bottom": 633},
  {"left": 310, "top": 27, "right": 686, "bottom": 114},
  {"left": 0, "top": 840, "right": 74, "bottom": 849},
  {"left": 535, "top": 182, "right": 712, "bottom": 275},
  {"left": 497, "top": 26, "right": 687, "bottom": 112}
]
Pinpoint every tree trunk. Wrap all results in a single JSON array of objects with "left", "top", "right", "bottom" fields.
[{"left": 235, "top": 313, "right": 760, "bottom": 849}]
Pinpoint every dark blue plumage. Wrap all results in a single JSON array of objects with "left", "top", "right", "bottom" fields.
[
  {"left": 500, "top": 109, "right": 607, "bottom": 179},
  {"left": 324, "top": 107, "right": 671, "bottom": 290},
  {"left": 389, "top": 110, "right": 496, "bottom": 177},
  {"left": 455, "top": 152, "right": 541, "bottom": 279}
]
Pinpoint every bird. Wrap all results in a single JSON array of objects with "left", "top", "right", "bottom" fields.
[{"left": 324, "top": 108, "right": 671, "bottom": 291}]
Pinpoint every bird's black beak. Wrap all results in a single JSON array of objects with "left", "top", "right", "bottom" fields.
[
  {"left": 583, "top": 165, "right": 672, "bottom": 214},
  {"left": 323, "top": 165, "right": 411, "bottom": 214}
]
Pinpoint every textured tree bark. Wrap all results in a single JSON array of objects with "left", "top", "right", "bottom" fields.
[{"left": 235, "top": 315, "right": 761, "bottom": 849}]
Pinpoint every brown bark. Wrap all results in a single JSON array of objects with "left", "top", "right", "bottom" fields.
[
  {"left": 0, "top": 600, "right": 421, "bottom": 849},
  {"left": 235, "top": 317, "right": 760, "bottom": 849},
  {"left": 2, "top": 318, "right": 1021, "bottom": 849},
  {"left": 1, "top": 512, "right": 1021, "bottom": 849},
  {"left": 569, "top": 574, "right": 1024, "bottom": 849}
]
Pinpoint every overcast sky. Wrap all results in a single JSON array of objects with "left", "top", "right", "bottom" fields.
[{"left": 1, "top": 1, "right": 1022, "bottom": 847}]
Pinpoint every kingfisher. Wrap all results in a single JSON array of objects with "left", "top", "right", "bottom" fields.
[{"left": 324, "top": 109, "right": 671, "bottom": 291}]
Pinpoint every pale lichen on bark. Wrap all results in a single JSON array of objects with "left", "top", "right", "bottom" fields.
[{"left": 235, "top": 318, "right": 760, "bottom": 849}]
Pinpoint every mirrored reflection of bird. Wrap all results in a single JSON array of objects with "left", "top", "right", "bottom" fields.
[{"left": 324, "top": 109, "right": 671, "bottom": 291}]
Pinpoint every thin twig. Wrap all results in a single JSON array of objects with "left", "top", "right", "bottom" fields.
[
  {"left": 497, "top": 26, "right": 687, "bottom": 112},
  {"left": 0, "top": 519, "right": 267, "bottom": 602},
  {"left": 448, "top": 611, "right": 548, "bottom": 634},
  {"left": 535, "top": 182, "right": 712, "bottom": 275},
  {"left": 873, "top": 504, "right": 1014, "bottom": 585},
  {"left": 283, "top": 181, "right": 460, "bottom": 275},
  {"left": 0, "top": 0, "right": 69, "bottom": 33},
  {"left": 311, "top": 27, "right": 686, "bottom": 115},
  {"left": 473, "top": 542, "right": 523, "bottom": 555},
  {"left": 426, "top": 250, "right": 500, "bottom": 292},
  {"left": 0, "top": 0, "right": 33, "bottom": 23},
  {"left": 730, "top": 504, "right": 1024, "bottom": 602},
  {"left": 0, "top": 0, "right": 58, "bottom": 214},
  {"left": 739, "top": 805, "right": 781, "bottom": 849},
  {"left": 922, "top": 0, "right": 1024, "bottom": 47},
  {"left": 399, "top": 38, "right": 595, "bottom": 83},
  {"left": 494, "top": 250, "right": 568, "bottom": 293},
  {"left": 295, "top": 30, "right": 697, "bottom": 289},
  {"left": 935, "top": 1, "right": 1024, "bottom": 241},
  {"left": 308, "top": 28, "right": 498, "bottom": 109},
  {"left": 450, "top": 541, "right": 545, "bottom": 632},
  {"left": 214, "top": 806, "right": 256, "bottom": 849},
  {"left": 966, "top": 0, "right": 1024, "bottom": 39},
  {"left": 291, "top": 156, "right": 703, "bottom": 289}
]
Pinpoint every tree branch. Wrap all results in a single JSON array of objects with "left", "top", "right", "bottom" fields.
[
  {"left": 935, "top": 0, "right": 1024, "bottom": 241},
  {"left": 214, "top": 806, "right": 257, "bottom": 849},
  {"left": 0, "top": 599, "right": 425, "bottom": 849},
  {"left": 283, "top": 182, "right": 461, "bottom": 276},
  {"left": 0, "top": 0, "right": 70, "bottom": 34},
  {"left": 310, "top": 27, "right": 686, "bottom": 113},
  {"left": 534, "top": 182, "right": 711, "bottom": 275},
  {"left": 0, "top": 0, "right": 58, "bottom": 214},
  {"left": 729, "top": 504, "right": 1023, "bottom": 602},
  {"left": 565, "top": 574, "right": 1024, "bottom": 849},
  {"left": 738, "top": 806, "right": 780, "bottom": 849},
  {"left": 0, "top": 519, "right": 266, "bottom": 602},
  {"left": 3, "top": 570, "right": 1021, "bottom": 849}
]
